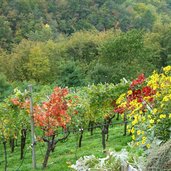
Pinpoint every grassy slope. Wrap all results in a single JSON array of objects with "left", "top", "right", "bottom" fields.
[{"left": 0, "top": 125, "right": 131, "bottom": 171}]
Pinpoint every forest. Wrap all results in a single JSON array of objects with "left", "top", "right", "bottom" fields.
[{"left": 0, "top": 0, "right": 171, "bottom": 91}]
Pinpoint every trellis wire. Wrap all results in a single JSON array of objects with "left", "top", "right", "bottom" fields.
[
  {"left": 0, "top": 119, "right": 129, "bottom": 170},
  {"left": 50, "top": 120, "right": 129, "bottom": 136}
]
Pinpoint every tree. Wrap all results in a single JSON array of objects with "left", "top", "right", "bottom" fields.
[
  {"left": 57, "top": 60, "right": 86, "bottom": 87},
  {"left": 28, "top": 24, "right": 54, "bottom": 42},
  {"left": 0, "top": 49, "right": 9, "bottom": 76},
  {"left": 9, "top": 40, "right": 35, "bottom": 81},
  {"left": 65, "top": 31, "right": 99, "bottom": 63},
  {"left": 0, "top": 73, "right": 11, "bottom": 100},
  {"left": 87, "top": 62, "right": 113, "bottom": 84},
  {"left": 27, "top": 45, "right": 50, "bottom": 83},
  {"left": 159, "top": 28, "right": 171, "bottom": 67},
  {"left": 8, "top": 40, "right": 51, "bottom": 82},
  {"left": 0, "top": 16, "right": 12, "bottom": 50},
  {"left": 99, "top": 29, "right": 158, "bottom": 83},
  {"left": 152, "top": 23, "right": 171, "bottom": 68},
  {"left": 33, "top": 87, "right": 71, "bottom": 168},
  {"left": 134, "top": 10, "right": 155, "bottom": 30}
]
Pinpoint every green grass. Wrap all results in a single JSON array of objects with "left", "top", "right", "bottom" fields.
[{"left": 0, "top": 125, "right": 131, "bottom": 171}]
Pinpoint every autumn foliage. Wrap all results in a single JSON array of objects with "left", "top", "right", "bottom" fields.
[
  {"left": 33, "top": 87, "right": 70, "bottom": 136},
  {"left": 114, "top": 74, "right": 156, "bottom": 114}
]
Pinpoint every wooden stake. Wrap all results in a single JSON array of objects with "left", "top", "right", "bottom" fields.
[{"left": 28, "top": 85, "right": 36, "bottom": 169}]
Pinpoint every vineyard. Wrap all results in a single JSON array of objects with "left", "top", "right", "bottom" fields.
[
  {"left": 1, "top": 1, "right": 171, "bottom": 170},
  {"left": 0, "top": 66, "right": 171, "bottom": 171}
]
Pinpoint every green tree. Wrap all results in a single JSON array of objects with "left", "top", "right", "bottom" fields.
[
  {"left": 65, "top": 31, "right": 100, "bottom": 63},
  {"left": 0, "top": 74, "right": 11, "bottom": 100},
  {"left": 87, "top": 62, "right": 113, "bottom": 84},
  {"left": 0, "top": 16, "right": 13, "bottom": 50},
  {"left": 57, "top": 60, "right": 86, "bottom": 87},
  {"left": 28, "top": 24, "right": 55, "bottom": 41},
  {"left": 99, "top": 29, "right": 158, "bottom": 82},
  {"left": 134, "top": 10, "right": 155, "bottom": 30},
  {"left": 27, "top": 45, "right": 50, "bottom": 83},
  {"left": 9, "top": 40, "right": 35, "bottom": 81},
  {"left": 152, "top": 23, "right": 171, "bottom": 68},
  {"left": 159, "top": 28, "right": 171, "bottom": 67}
]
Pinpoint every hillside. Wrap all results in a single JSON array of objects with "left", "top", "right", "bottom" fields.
[
  {"left": 1, "top": 0, "right": 171, "bottom": 49},
  {"left": 0, "top": 0, "right": 171, "bottom": 86}
]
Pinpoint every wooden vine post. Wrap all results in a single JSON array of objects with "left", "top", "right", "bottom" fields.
[
  {"left": 123, "top": 112, "right": 127, "bottom": 136},
  {"left": 123, "top": 78, "right": 128, "bottom": 136},
  {"left": 28, "top": 85, "right": 36, "bottom": 169}
]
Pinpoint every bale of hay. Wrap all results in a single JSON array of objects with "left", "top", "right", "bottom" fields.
[{"left": 146, "top": 140, "right": 171, "bottom": 171}]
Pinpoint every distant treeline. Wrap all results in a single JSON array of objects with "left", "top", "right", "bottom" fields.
[
  {"left": 0, "top": 0, "right": 171, "bottom": 50},
  {"left": 1, "top": 28, "right": 171, "bottom": 86},
  {"left": 0, "top": 0, "right": 171, "bottom": 86}
]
